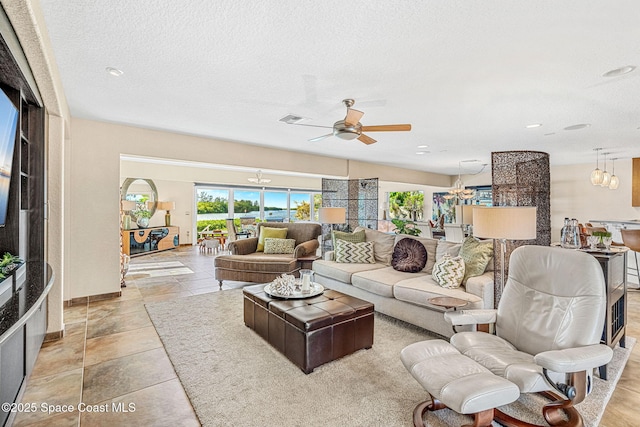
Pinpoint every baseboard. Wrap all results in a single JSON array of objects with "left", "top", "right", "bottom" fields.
[
  {"left": 64, "top": 290, "right": 122, "bottom": 306},
  {"left": 44, "top": 329, "right": 64, "bottom": 342}
]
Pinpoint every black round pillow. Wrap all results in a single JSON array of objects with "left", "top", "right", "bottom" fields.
[{"left": 391, "top": 238, "right": 428, "bottom": 273}]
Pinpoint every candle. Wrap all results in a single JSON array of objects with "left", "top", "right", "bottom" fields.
[{"left": 302, "top": 273, "right": 311, "bottom": 292}]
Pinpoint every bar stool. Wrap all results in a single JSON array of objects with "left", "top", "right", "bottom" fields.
[{"left": 620, "top": 229, "right": 640, "bottom": 289}]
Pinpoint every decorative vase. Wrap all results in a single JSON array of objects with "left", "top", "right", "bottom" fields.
[{"left": 137, "top": 217, "right": 149, "bottom": 228}]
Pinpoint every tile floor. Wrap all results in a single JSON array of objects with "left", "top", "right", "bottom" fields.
[{"left": 11, "top": 245, "right": 640, "bottom": 426}]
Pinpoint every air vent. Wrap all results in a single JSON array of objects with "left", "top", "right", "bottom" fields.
[{"left": 279, "top": 114, "right": 306, "bottom": 124}]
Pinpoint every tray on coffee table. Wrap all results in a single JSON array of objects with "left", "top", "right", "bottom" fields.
[{"left": 263, "top": 282, "right": 324, "bottom": 299}]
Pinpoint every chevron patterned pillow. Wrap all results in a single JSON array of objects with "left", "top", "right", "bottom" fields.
[
  {"left": 335, "top": 240, "right": 376, "bottom": 264},
  {"left": 432, "top": 253, "right": 466, "bottom": 289}
]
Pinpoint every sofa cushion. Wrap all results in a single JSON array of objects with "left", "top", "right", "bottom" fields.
[
  {"left": 257, "top": 227, "right": 288, "bottom": 251},
  {"left": 263, "top": 238, "right": 296, "bottom": 254},
  {"left": 352, "top": 267, "right": 427, "bottom": 298},
  {"left": 312, "top": 259, "right": 385, "bottom": 283},
  {"left": 394, "top": 234, "right": 438, "bottom": 274},
  {"left": 332, "top": 229, "right": 366, "bottom": 250},
  {"left": 432, "top": 254, "right": 465, "bottom": 289},
  {"left": 393, "top": 276, "right": 484, "bottom": 309},
  {"left": 215, "top": 253, "right": 297, "bottom": 274},
  {"left": 355, "top": 227, "right": 395, "bottom": 265},
  {"left": 392, "top": 238, "right": 427, "bottom": 273},
  {"left": 335, "top": 240, "right": 376, "bottom": 264},
  {"left": 459, "top": 236, "right": 494, "bottom": 284}
]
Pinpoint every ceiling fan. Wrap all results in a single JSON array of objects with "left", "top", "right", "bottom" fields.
[{"left": 287, "top": 99, "right": 411, "bottom": 145}]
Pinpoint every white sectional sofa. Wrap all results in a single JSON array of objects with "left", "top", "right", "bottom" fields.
[{"left": 312, "top": 227, "right": 494, "bottom": 338}]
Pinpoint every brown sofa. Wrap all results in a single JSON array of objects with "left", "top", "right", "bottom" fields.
[{"left": 214, "top": 222, "right": 321, "bottom": 288}]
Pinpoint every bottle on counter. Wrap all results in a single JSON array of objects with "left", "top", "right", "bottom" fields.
[{"left": 561, "top": 218, "right": 581, "bottom": 249}]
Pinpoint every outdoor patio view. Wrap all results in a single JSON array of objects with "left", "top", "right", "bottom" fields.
[{"left": 196, "top": 187, "right": 321, "bottom": 232}]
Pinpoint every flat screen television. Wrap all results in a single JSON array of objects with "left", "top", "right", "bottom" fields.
[{"left": 0, "top": 89, "right": 18, "bottom": 227}]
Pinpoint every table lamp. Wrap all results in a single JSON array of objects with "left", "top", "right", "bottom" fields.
[
  {"left": 121, "top": 200, "right": 136, "bottom": 230},
  {"left": 472, "top": 206, "right": 537, "bottom": 297},
  {"left": 318, "top": 207, "right": 346, "bottom": 253},
  {"left": 157, "top": 201, "right": 176, "bottom": 226}
]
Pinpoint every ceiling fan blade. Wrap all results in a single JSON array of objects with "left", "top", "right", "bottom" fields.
[
  {"left": 344, "top": 108, "right": 364, "bottom": 126},
  {"left": 288, "top": 123, "right": 333, "bottom": 129},
  {"left": 357, "top": 134, "right": 377, "bottom": 145},
  {"left": 308, "top": 133, "right": 333, "bottom": 142},
  {"left": 361, "top": 124, "right": 412, "bottom": 132}
]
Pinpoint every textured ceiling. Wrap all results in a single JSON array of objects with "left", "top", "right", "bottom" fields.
[{"left": 38, "top": 0, "right": 640, "bottom": 175}]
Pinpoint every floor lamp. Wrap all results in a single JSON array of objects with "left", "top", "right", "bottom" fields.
[
  {"left": 318, "top": 207, "right": 346, "bottom": 254},
  {"left": 472, "top": 206, "right": 537, "bottom": 298}
]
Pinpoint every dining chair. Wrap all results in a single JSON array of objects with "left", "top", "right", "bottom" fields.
[
  {"left": 620, "top": 229, "right": 640, "bottom": 289},
  {"left": 225, "top": 218, "right": 238, "bottom": 242},
  {"left": 443, "top": 224, "right": 464, "bottom": 243}
]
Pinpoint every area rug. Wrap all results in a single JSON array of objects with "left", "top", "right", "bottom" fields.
[
  {"left": 145, "top": 289, "right": 633, "bottom": 427},
  {"left": 126, "top": 260, "right": 193, "bottom": 278}
]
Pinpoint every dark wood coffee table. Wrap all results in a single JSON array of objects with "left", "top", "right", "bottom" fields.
[{"left": 243, "top": 284, "right": 374, "bottom": 374}]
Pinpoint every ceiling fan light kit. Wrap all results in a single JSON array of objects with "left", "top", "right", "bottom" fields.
[
  {"left": 286, "top": 98, "right": 411, "bottom": 145},
  {"left": 248, "top": 170, "right": 271, "bottom": 184}
]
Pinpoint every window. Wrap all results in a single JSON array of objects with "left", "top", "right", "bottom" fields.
[
  {"left": 290, "top": 192, "right": 311, "bottom": 222},
  {"left": 263, "top": 191, "right": 288, "bottom": 222},
  {"left": 233, "top": 190, "right": 260, "bottom": 219},
  {"left": 388, "top": 191, "right": 424, "bottom": 221}
]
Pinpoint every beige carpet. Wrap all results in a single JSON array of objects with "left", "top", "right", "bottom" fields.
[{"left": 145, "top": 289, "right": 633, "bottom": 427}]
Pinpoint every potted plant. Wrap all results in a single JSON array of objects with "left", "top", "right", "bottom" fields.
[
  {"left": 591, "top": 230, "right": 612, "bottom": 248},
  {"left": 391, "top": 219, "right": 422, "bottom": 236},
  {"left": 133, "top": 206, "right": 152, "bottom": 228},
  {"left": 0, "top": 252, "right": 23, "bottom": 285}
]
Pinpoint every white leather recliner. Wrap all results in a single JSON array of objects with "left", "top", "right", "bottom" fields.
[{"left": 445, "top": 245, "right": 613, "bottom": 427}]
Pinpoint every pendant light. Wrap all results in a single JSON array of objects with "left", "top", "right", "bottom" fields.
[
  {"left": 590, "top": 148, "right": 604, "bottom": 185},
  {"left": 600, "top": 152, "right": 611, "bottom": 187},
  {"left": 608, "top": 158, "right": 619, "bottom": 190}
]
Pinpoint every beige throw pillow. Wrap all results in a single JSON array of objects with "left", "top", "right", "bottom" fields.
[
  {"left": 335, "top": 240, "right": 376, "bottom": 264},
  {"left": 432, "top": 253, "right": 466, "bottom": 288},
  {"left": 354, "top": 227, "right": 395, "bottom": 265}
]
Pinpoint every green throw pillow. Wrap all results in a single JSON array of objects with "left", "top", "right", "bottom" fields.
[
  {"left": 335, "top": 240, "right": 376, "bottom": 264},
  {"left": 257, "top": 227, "right": 288, "bottom": 251},
  {"left": 331, "top": 229, "right": 366, "bottom": 250},
  {"left": 459, "top": 236, "right": 493, "bottom": 284}
]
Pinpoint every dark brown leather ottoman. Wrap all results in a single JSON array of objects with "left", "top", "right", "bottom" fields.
[{"left": 243, "top": 284, "right": 374, "bottom": 374}]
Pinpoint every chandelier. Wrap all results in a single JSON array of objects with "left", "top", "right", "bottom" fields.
[
  {"left": 443, "top": 163, "right": 476, "bottom": 201},
  {"left": 247, "top": 170, "right": 271, "bottom": 184}
]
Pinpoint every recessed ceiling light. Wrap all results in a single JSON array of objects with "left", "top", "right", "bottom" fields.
[
  {"left": 602, "top": 65, "right": 636, "bottom": 77},
  {"left": 525, "top": 123, "right": 542, "bottom": 128},
  {"left": 415, "top": 151, "right": 430, "bottom": 155},
  {"left": 564, "top": 124, "right": 591, "bottom": 131},
  {"left": 417, "top": 145, "right": 429, "bottom": 149},
  {"left": 106, "top": 67, "right": 124, "bottom": 77}
]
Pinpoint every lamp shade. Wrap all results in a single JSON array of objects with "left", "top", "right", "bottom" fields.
[
  {"left": 461, "top": 204, "right": 475, "bottom": 224},
  {"left": 473, "top": 206, "right": 537, "bottom": 240},
  {"left": 157, "top": 201, "right": 175, "bottom": 211},
  {"left": 121, "top": 200, "right": 136, "bottom": 211},
  {"left": 318, "top": 207, "right": 346, "bottom": 224}
]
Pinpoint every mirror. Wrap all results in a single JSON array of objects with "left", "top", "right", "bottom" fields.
[{"left": 121, "top": 178, "right": 158, "bottom": 221}]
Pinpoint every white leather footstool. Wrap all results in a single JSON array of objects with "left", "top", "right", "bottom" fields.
[{"left": 401, "top": 339, "right": 519, "bottom": 427}]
